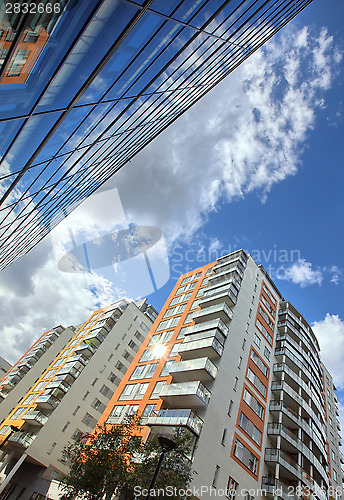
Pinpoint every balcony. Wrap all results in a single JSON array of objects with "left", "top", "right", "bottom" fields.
[
  {"left": 35, "top": 393, "right": 60, "bottom": 410},
  {"left": 201, "top": 283, "right": 238, "bottom": 307},
  {"left": 45, "top": 379, "right": 71, "bottom": 393},
  {"left": 207, "top": 271, "right": 241, "bottom": 292},
  {"left": 22, "top": 410, "right": 48, "bottom": 426},
  {"left": 183, "top": 318, "right": 229, "bottom": 338},
  {"left": 269, "top": 401, "right": 327, "bottom": 458},
  {"left": 0, "top": 378, "right": 16, "bottom": 390},
  {"left": 58, "top": 359, "right": 85, "bottom": 379},
  {"left": 75, "top": 342, "right": 96, "bottom": 357},
  {"left": 193, "top": 302, "right": 233, "bottom": 324},
  {"left": 178, "top": 336, "right": 224, "bottom": 360},
  {"left": 8, "top": 431, "right": 35, "bottom": 449},
  {"left": 267, "top": 422, "right": 299, "bottom": 448},
  {"left": 160, "top": 381, "right": 211, "bottom": 408},
  {"left": 215, "top": 252, "right": 247, "bottom": 270},
  {"left": 147, "top": 409, "right": 203, "bottom": 436},
  {"left": 265, "top": 448, "right": 302, "bottom": 481},
  {"left": 83, "top": 331, "right": 107, "bottom": 346},
  {"left": 170, "top": 357, "right": 217, "bottom": 383},
  {"left": 261, "top": 477, "right": 297, "bottom": 500}
]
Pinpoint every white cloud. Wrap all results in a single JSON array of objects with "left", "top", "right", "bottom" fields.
[
  {"left": 0, "top": 240, "right": 123, "bottom": 364},
  {"left": 105, "top": 26, "right": 340, "bottom": 242},
  {"left": 0, "top": 25, "right": 341, "bottom": 363},
  {"left": 313, "top": 314, "right": 344, "bottom": 389},
  {"left": 279, "top": 259, "right": 323, "bottom": 287},
  {"left": 329, "top": 266, "right": 344, "bottom": 285}
]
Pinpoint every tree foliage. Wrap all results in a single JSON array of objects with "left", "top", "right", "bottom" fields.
[{"left": 60, "top": 415, "right": 194, "bottom": 500}]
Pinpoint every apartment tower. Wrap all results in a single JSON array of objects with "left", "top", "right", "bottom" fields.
[
  {"left": 0, "top": 299, "right": 157, "bottom": 499},
  {"left": 98, "top": 250, "right": 343, "bottom": 500}
]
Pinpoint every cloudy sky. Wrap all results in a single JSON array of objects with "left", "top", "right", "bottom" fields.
[{"left": 1, "top": 0, "right": 344, "bottom": 421}]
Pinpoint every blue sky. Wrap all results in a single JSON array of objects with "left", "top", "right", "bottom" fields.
[{"left": 1, "top": 0, "right": 344, "bottom": 419}]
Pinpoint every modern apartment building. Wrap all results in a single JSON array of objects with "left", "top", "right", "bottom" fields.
[
  {"left": 0, "top": 0, "right": 314, "bottom": 270},
  {"left": 97, "top": 250, "right": 343, "bottom": 500},
  {"left": 0, "top": 298, "right": 157, "bottom": 499},
  {"left": 0, "top": 359, "right": 11, "bottom": 378}
]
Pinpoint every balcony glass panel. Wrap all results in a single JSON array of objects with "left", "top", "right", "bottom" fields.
[{"left": 147, "top": 408, "right": 203, "bottom": 436}]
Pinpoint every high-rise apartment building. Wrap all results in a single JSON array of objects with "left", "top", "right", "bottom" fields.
[
  {"left": 97, "top": 250, "right": 343, "bottom": 500},
  {"left": 0, "top": 0, "right": 314, "bottom": 270},
  {"left": 0, "top": 359, "right": 11, "bottom": 379},
  {"left": 0, "top": 298, "right": 157, "bottom": 499}
]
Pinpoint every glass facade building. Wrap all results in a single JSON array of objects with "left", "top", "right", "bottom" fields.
[{"left": 0, "top": 0, "right": 313, "bottom": 270}]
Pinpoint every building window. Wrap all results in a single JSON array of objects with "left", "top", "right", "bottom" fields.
[
  {"left": 246, "top": 323, "right": 249, "bottom": 332},
  {"left": 122, "top": 350, "right": 131, "bottom": 361},
  {"left": 108, "top": 372, "right": 119, "bottom": 385},
  {"left": 108, "top": 354, "right": 113, "bottom": 361},
  {"left": 73, "top": 406, "right": 80, "bottom": 416},
  {"left": 151, "top": 381, "right": 166, "bottom": 398},
  {"left": 243, "top": 491, "right": 255, "bottom": 500},
  {"left": 228, "top": 400, "right": 233, "bottom": 416},
  {"left": 92, "top": 398, "right": 106, "bottom": 413},
  {"left": 130, "top": 363, "right": 158, "bottom": 380},
  {"left": 247, "top": 368, "right": 266, "bottom": 397},
  {"left": 115, "top": 361, "right": 125, "bottom": 372},
  {"left": 333, "top": 469, "right": 338, "bottom": 482},
  {"left": 238, "top": 357, "right": 242, "bottom": 369},
  {"left": 100, "top": 385, "right": 114, "bottom": 399},
  {"left": 142, "top": 405, "right": 156, "bottom": 417},
  {"left": 251, "top": 296, "right": 255, "bottom": 304},
  {"left": 233, "top": 439, "right": 258, "bottom": 475},
  {"left": 256, "top": 319, "right": 272, "bottom": 344},
  {"left": 226, "top": 477, "right": 239, "bottom": 500},
  {"left": 212, "top": 465, "right": 220, "bottom": 487},
  {"left": 91, "top": 378, "right": 98, "bottom": 387},
  {"left": 128, "top": 340, "right": 137, "bottom": 351},
  {"left": 254, "top": 333, "right": 261, "bottom": 348},
  {"left": 115, "top": 343, "right": 120, "bottom": 350},
  {"left": 134, "top": 331, "right": 144, "bottom": 342},
  {"left": 82, "top": 413, "right": 97, "bottom": 428},
  {"left": 250, "top": 350, "right": 268, "bottom": 378},
  {"left": 263, "top": 347, "right": 271, "bottom": 360},
  {"left": 243, "top": 389, "right": 264, "bottom": 419},
  {"left": 119, "top": 383, "right": 149, "bottom": 401},
  {"left": 221, "top": 428, "right": 227, "bottom": 446},
  {"left": 82, "top": 391, "right": 89, "bottom": 400},
  {"left": 47, "top": 442, "right": 56, "bottom": 455},
  {"left": 238, "top": 412, "right": 262, "bottom": 445},
  {"left": 140, "top": 322, "right": 150, "bottom": 333},
  {"left": 233, "top": 377, "right": 238, "bottom": 391},
  {"left": 242, "top": 338, "right": 246, "bottom": 350},
  {"left": 61, "top": 421, "right": 70, "bottom": 433},
  {"left": 249, "top": 308, "right": 252, "bottom": 318}
]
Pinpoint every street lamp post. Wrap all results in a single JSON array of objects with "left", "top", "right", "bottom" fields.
[{"left": 146, "top": 436, "right": 177, "bottom": 500}]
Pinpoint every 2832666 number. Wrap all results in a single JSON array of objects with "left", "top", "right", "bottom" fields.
[{"left": 6, "top": 3, "right": 61, "bottom": 14}]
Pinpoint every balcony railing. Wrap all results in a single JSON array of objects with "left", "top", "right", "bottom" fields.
[
  {"left": 178, "top": 336, "right": 224, "bottom": 360},
  {"left": 22, "top": 410, "right": 48, "bottom": 426},
  {"left": 193, "top": 302, "right": 233, "bottom": 324},
  {"left": 170, "top": 357, "right": 217, "bottom": 382},
  {"left": 160, "top": 381, "right": 211, "bottom": 407},
  {"left": 202, "top": 283, "right": 238, "bottom": 306},
  {"left": 8, "top": 431, "right": 35, "bottom": 448},
  {"left": 269, "top": 400, "right": 327, "bottom": 457},
  {"left": 35, "top": 394, "right": 60, "bottom": 409},
  {"left": 183, "top": 318, "right": 229, "bottom": 338},
  {"left": 147, "top": 409, "right": 203, "bottom": 436}
]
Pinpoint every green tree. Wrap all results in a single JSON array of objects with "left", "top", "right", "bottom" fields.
[{"left": 60, "top": 415, "right": 194, "bottom": 500}]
